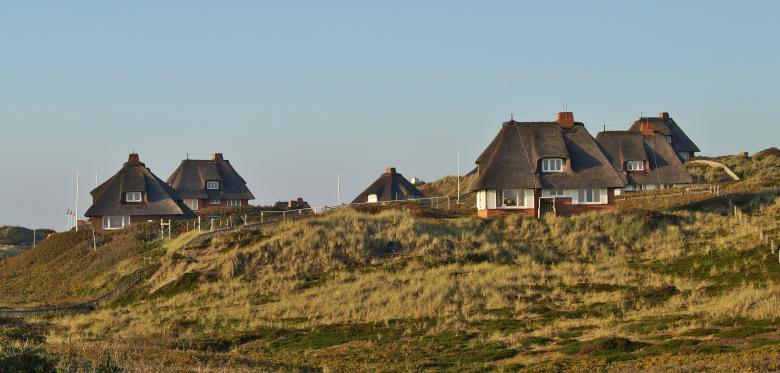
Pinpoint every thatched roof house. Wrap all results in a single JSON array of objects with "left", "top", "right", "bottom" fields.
[
  {"left": 85, "top": 154, "right": 195, "bottom": 232},
  {"left": 468, "top": 112, "right": 624, "bottom": 217},
  {"left": 352, "top": 167, "right": 425, "bottom": 203},
  {"left": 628, "top": 112, "right": 700, "bottom": 161},
  {"left": 596, "top": 126, "right": 693, "bottom": 192},
  {"left": 167, "top": 153, "right": 255, "bottom": 211}
]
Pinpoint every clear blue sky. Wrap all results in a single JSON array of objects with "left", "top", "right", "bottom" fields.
[{"left": 1, "top": 1, "right": 778, "bottom": 230}]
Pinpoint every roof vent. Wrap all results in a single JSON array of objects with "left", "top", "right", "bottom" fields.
[
  {"left": 556, "top": 112, "right": 575, "bottom": 129},
  {"left": 128, "top": 153, "right": 140, "bottom": 163},
  {"left": 212, "top": 153, "right": 224, "bottom": 162},
  {"left": 659, "top": 112, "right": 670, "bottom": 120},
  {"left": 385, "top": 167, "right": 396, "bottom": 175}
]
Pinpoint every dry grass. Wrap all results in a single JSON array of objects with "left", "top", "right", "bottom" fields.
[{"left": 2, "top": 171, "right": 780, "bottom": 371}]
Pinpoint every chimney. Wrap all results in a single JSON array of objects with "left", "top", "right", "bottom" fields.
[
  {"left": 212, "top": 153, "right": 224, "bottom": 162},
  {"left": 297, "top": 197, "right": 304, "bottom": 204},
  {"left": 128, "top": 153, "right": 140, "bottom": 163},
  {"left": 385, "top": 167, "right": 396, "bottom": 175},
  {"left": 639, "top": 121, "right": 654, "bottom": 137},
  {"left": 556, "top": 112, "right": 575, "bottom": 129},
  {"left": 659, "top": 112, "right": 670, "bottom": 120}
]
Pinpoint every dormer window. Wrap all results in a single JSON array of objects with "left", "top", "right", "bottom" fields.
[
  {"left": 206, "top": 180, "right": 220, "bottom": 190},
  {"left": 125, "top": 192, "right": 142, "bottom": 202},
  {"left": 626, "top": 160, "right": 645, "bottom": 171},
  {"left": 666, "top": 136, "right": 672, "bottom": 144},
  {"left": 541, "top": 158, "right": 563, "bottom": 172}
]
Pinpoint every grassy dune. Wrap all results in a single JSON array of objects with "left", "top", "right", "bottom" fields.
[{"left": 1, "top": 153, "right": 779, "bottom": 371}]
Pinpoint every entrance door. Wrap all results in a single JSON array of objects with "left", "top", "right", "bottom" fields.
[{"left": 539, "top": 198, "right": 555, "bottom": 218}]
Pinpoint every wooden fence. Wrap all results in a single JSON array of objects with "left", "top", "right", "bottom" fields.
[{"left": 733, "top": 205, "right": 777, "bottom": 261}]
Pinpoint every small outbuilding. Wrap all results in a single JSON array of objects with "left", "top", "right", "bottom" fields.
[
  {"left": 85, "top": 154, "right": 195, "bottom": 232},
  {"left": 352, "top": 167, "right": 425, "bottom": 203}
]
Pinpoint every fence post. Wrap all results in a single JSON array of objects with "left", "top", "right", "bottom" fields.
[
  {"left": 772, "top": 240, "right": 776, "bottom": 255},
  {"left": 261, "top": 212, "right": 264, "bottom": 223},
  {"left": 198, "top": 216, "right": 201, "bottom": 233},
  {"left": 447, "top": 197, "right": 450, "bottom": 210},
  {"left": 210, "top": 219, "right": 214, "bottom": 232},
  {"left": 283, "top": 211, "right": 287, "bottom": 221}
]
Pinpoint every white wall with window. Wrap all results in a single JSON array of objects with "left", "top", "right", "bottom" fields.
[
  {"left": 209, "top": 199, "right": 221, "bottom": 205},
  {"left": 102, "top": 216, "right": 131, "bottom": 230},
  {"left": 574, "top": 188, "right": 608, "bottom": 204},
  {"left": 367, "top": 194, "right": 378, "bottom": 203},
  {"left": 206, "top": 180, "right": 220, "bottom": 190},
  {"left": 626, "top": 160, "right": 645, "bottom": 171},
  {"left": 184, "top": 199, "right": 199, "bottom": 210},
  {"left": 227, "top": 199, "right": 241, "bottom": 207},
  {"left": 476, "top": 190, "right": 486, "bottom": 210},
  {"left": 541, "top": 158, "right": 563, "bottom": 172},
  {"left": 125, "top": 192, "right": 142, "bottom": 202}
]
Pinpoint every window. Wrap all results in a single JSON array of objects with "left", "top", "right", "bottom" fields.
[
  {"left": 577, "top": 189, "right": 602, "bottom": 204},
  {"left": 547, "top": 189, "right": 564, "bottom": 196},
  {"left": 626, "top": 161, "right": 645, "bottom": 171},
  {"left": 227, "top": 199, "right": 241, "bottom": 207},
  {"left": 502, "top": 189, "right": 526, "bottom": 208},
  {"left": 367, "top": 194, "right": 378, "bottom": 203},
  {"left": 541, "top": 158, "right": 563, "bottom": 172},
  {"left": 125, "top": 192, "right": 142, "bottom": 202},
  {"left": 102, "top": 216, "right": 130, "bottom": 230},
  {"left": 666, "top": 136, "right": 672, "bottom": 144},
  {"left": 184, "top": 199, "right": 199, "bottom": 211},
  {"left": 206, "top": 180, "right": 220, "bottom": 190},
  {"left": 209, "top": 199, "right": 221, "bottom": 205}
]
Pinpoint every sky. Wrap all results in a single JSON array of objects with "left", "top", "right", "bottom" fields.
[{"left": 1, "top": 1, "right": 778, "bottom": 230}]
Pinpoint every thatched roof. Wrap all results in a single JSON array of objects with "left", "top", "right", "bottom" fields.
[
  {"left": 596, "top": 131, "right": 693, "bottom": 186},
  {"left": 352, "top": 168, "right": 425, "bottom": 203},
  {"left": 628, "top": 114, "right": 700, "bottom": 154},
  {"left": 85, "top": 154, "right": 195, "bottom": 218},
  {"left": 469, "top": 120, "right": 624, "bottom": 191},
  {"left": 166, "top": 153, "right": 255, "bottom": 201}
]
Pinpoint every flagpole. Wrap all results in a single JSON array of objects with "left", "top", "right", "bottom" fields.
[
  {"left": 75, "top": 170, "right": 80, "bottom": 231},
  {"left": 457, "top": 150, "right": 461, "bottom": 204}
]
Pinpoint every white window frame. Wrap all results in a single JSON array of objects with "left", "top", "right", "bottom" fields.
[
  {"left": 227, "top": 199, "right": 241, "bottom": 207},
  {"left": 125, "top": 192, "right": 142, "bottom": 202},
  {"left": 626, "top": 161, "right": 645, "bottom": 171},
  {"left": 577, "top": 188, "right": 603, "bottom": 204},
  {"left": 206, "top": 180, "right": 220, "bottom": 190},
  {"left": 209, "top": 199, "right": 221, "bottom": 205},
  {"left": 102, "top": 216, "right": 130, "bottom": 230},
  {"left": 476, "top": 190, "right": 486, "bottom": 210},
  {"left": 541, "top": 158, "right": 563, "bottom": 172},
  {"left": 666, "top": 136, "right": 673, "bottom": 144},
  {"left": 546, "top": 189, "right": 565, "bottom": 197},
  {"left": 367, "top": 194, "right": 378, "bottom": 203},
  {"left": 184, "top": 199, "right": 199, "bottom": 211},
  {"left": 501, "top": 189, "right": 526, "bottom": 208}
]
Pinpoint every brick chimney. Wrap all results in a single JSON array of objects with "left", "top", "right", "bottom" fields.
[
  {"left": 128, "top": 153, "right": 140, "bottom": 163},
  {"left": 385, "top": 167, "right": 396, "bottom": 175},
  {"left": 639, "top": 121, "right": 655, "bottom": 137},
  {"left": 297, "top": 197, "right": 304, "bottom": 204},
  {"left": 212, "top": 153, "right": 224, "bottom": 162},
  {"left": 556, "top": 112, "right": 575, "bottom": 129},
  {"left": 659, "top": 112, "right": 670, "bottom": 120}
]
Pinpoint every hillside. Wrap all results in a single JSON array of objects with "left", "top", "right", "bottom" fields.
[
  {"left": 0, "top": 226, "right": 55, "bottom": 259},
  {"left": 1, "top": 156, "right": 779, "bottom": 371}
]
